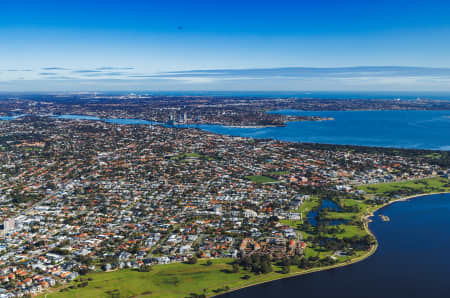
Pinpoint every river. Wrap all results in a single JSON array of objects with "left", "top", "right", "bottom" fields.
[
  {"left": 185, "top": 110, "right": 450, "bottom": 150},
  {"left": 220, "top": 193, "right": 450, "bottom": 298},
  {"left": 48, "top": 110, "right": 450, "bottom": 150}
]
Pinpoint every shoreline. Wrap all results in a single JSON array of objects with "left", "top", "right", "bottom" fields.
[
  {"left": 220, "top": 117, "right": 335, "bottom": 129},
  {"left": 214, "top": 191, "right": 450, "bottom": 297}
]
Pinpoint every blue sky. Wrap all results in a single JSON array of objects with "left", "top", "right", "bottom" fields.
[{"left": 1, "top": 0, "right": 450, "bottom": 91}]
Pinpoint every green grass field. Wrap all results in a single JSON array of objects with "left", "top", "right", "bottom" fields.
[
  {"left": 245, "top": 175, "right": 278, "bottom": 183},
  {"left": 266, "top": 171, "right": 290, "bottom": 176},
  {"left": 357, "top": 177, "right": 450, "bottom": 197},
  {"left": 424, "top": 153, "right": 442, "bottom": 159},
  {"left": 44, "top": 258, "right": 351, "bottom": 298},
  {"left": 48, "top": 259, "right": 249, "bottom": 297},
  {"left": 298, "top": 196, "right": 320, "bottom": 214}
]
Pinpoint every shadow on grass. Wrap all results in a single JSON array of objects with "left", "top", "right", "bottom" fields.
[{"left": 220, "top": 269, "right": 233, "bottom": 274}]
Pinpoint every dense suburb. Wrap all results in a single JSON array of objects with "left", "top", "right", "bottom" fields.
[{"left": 47, "top": 177, "right": 450, "bottom": 297}]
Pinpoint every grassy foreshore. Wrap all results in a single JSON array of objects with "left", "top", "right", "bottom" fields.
[
  {"left": 44, "top": 177, "right": 450, "bottom": 298},
  {"left": 44, "top": 251, "right": 378, "bottom": 298}
]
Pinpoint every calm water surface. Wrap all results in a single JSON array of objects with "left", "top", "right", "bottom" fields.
[
  {"left": 0, "top": 114, "right": 26, "bottom": 120},
  {"left": 307, "top": 199, "right": 347, "bottom": 227},
  {"left": 221, "top": 193, "right": 450, "bottom": 298},
  {"left": 189, "top": 110, "right": 450, "bottom": 150}
]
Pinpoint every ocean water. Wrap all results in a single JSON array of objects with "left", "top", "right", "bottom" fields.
[
  {"left": 221, "top": 193, "right": 450, "bottom": 298},
  {"left": 187, "top": 110, "right": 450, "bottom": 150}
]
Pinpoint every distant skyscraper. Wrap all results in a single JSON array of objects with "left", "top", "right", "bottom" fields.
[
  {"left": 2, "top": 218, "right": 15, "bottom": 237},
  {"left": 168, "top": 113, "right": 175, "bottom": 126}
]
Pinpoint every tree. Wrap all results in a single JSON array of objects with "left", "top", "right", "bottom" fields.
[
  {"left": 291, "top": 255, "right": 301, "bottom": 266},
  {"left": 139, "top": 265, "right": 152, "bottom": 272},
  {"left": 281, "top": 257, "right": 291, "bottom": 267},
  {"left": 232, "top": 263, "right": 240, "bottom": 273},
  {"left": 187, "top": 256, "right": 198, "bottom": 264},
  {"left": 261, "top": 260, "right": 272, "bottom": 274}
]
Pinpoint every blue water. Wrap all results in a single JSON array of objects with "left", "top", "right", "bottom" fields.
[
  {"left": 51, "top": 111, "right": 450, "bottom": 150},
  {"left": 0, "top": 114, "right": 25, "bottom": 120},
  {"left": 4, "top": 111, "right": 449, "bottom": 150},
  {"left": 55, "top": 115, "right": 102, "bottom": 120},
  {"left": 307, "top": 199, "right": 347, "bottom": 227},
  {"left": 53, "top": 115, "right": 159, "bottom": 125},
  {"left": 222, "top": 193, "right": 450, "bottom": 298},
  {"left": 185, "top": 110, "right": 450, "bottom": 150}
]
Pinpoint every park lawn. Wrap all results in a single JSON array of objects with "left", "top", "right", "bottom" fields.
[
  {"left": 339, "top": 198, "right": 368, "bottom": 210},
  {"left": 302, "top": 242, "right": 363, "bottom": 262},
  {"left": 298, "top": 196, "right": 321, "bottom": 214},
  {"left": 424, "top": 153, "right": 442, "bottom": 159},
  {"left": 280, "top": 218, "right": 298, "bottom": 228},
  {"left": 303, "top": 247, "right": 320, "bottom": 258},
  {"left": 302, "top": 245, "right": 339, "bottom": 259},
  {"left": 332, "top": 224, "right": 366, "bottom": 238},
  {"left": 311, "top": 222, "right": 366, "bottom": 239},
  {"left": 245, "top": 175, "right": 278, "bottom": 184},
  {"left": 324, "top": 211, "right": 357, "bottom": 221},
  {"left": 48, "top": 259, "right": 244, "bottom": 298},
  {"left": 282, "top": 195, "right": 366, "bottom": 239},
  {"left": 45, "top": 259, "right": 330, "bottom": 298},
  {"left": 357, "top": 177, "right": 450, "bottom": 197},
  {"left": 266, "top": 171, "right": 290, "bottom": 176},
  {"left": 303, "top": 246, "right": 325, "bottom": 259}
]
